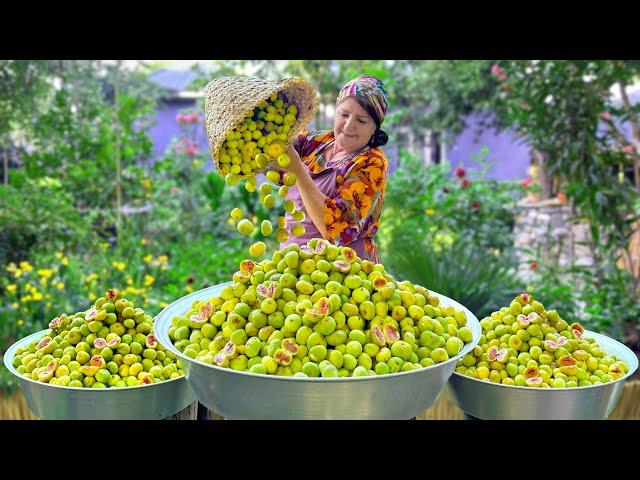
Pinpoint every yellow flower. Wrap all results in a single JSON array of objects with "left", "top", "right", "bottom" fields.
[
  {"left": 6, "top": 284, "right": 17, "bottom": 293},
  {"left": 55, "top": 252, "right": 64, "bottom": 260},
  {"left": 17, "top": 319, "right": 24, "bottom": 326},
  {"left": 14, "top": 268, "right": 23, "bottom": 278},
  {"left": 144, "top": 275, "right": 155, "bottom": 287},
  {"left": 11, "top": 302, "right": 18, "bottom": 309},
  {"left": 19, "top": 261, "right": 33, "bottom": 272},
  {"left": 39, "top": 277, "right": 49, "bottom": 286},
  {"left": 89, "top": 293, "right": 97, "bottom": 301},
  {"left": 185, "top": 286, "right": 193, "bottom": 293},
  {"left": 61, "top": 256, "right": 69, "bottom": 266},
  {"left": 100, "top": 243, "right": 109, "bottom": 251},
  {"left": 126, "top": 278, "right": 133, "bottom": 286},
  {"left": 143, "top": 254, "right": 153, "bottom": 264},
  {"left": 160, "top": 302, "right": 169, "bottom": 309},
  {"left": 56, "top": 282, "right": 65, "bottom": 290},
  {"left": 112, "top": 261, "right": 126, "bottom": 272},
  {"left": 157, "top": 255, "right": 168, "bottom": 264},
  {"left": 141, "top": 178, "right": 152, "bottom": 190},
  {"left": 46, "top": 303, "right": 51, "bottom": 308},
  {"left": 37, "top": 268, "right": 53, "bottom": 278},
  {"left": 32, "top": 291, "right": 43, "bottom": 301},
  {"left": 21, "top": 295, "right": 32, "bottom": 303},
  {"left": 425, "top": 209, "right": 436, "bottom": 216},
  {"left": 84, "top": 273, "right": 98, "bottom": 283},
  {"left": 6, "top": 262, "right": 16, "bottom": 272}
]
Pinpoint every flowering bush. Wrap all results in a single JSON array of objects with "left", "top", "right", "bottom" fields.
[
  {"left": 380, "top": 147, "right": 520, "bottom": 257},
  {"left": 520, "top": 177, "right": 541, "bottom": 197}
]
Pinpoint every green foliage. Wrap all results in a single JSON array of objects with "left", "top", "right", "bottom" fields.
[
  {"left": 380, "top": 148, "right": 521, "bottom": 319},
  {"left": 385, "top": 238, "right": 522, "bottom": 320},
  {"left": 0, "top": 179, "right": 92, "bottom": 265},
  {"left": 492, "top": 60, "right": 640, "bottom": 336},
  {"left": 379, "top": 147, "right": 519, "bottom": 258}
]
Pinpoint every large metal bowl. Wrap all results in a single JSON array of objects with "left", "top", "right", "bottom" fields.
[
  {"left": 3, "top": 330, "right": 196, "bottom": 420},
  {"left": 446, "top": 330, "right": 639, "bottom": 419},
  {"left": 154, "top": 282, "right": 481, "bottom": 419}
]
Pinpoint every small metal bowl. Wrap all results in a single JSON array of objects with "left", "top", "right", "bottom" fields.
[
  {"left": 4, "top": 330, "right": 196, "bottom": 420},
  {"left": 446, "top": 330, "right": 639, "bottom": 420},
  {"left": 154, "top": 282, "right": 482, "bottom": 419}
]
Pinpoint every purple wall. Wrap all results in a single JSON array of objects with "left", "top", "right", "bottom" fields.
[
  {"left": 148, "top": 99, "right": 214, "bottom": 170},
  {"left": 447, "top": 112, "right": 531, "bottom": 181}
]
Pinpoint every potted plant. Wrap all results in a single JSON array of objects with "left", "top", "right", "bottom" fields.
[{"left": 520, "top": 178, "right": 541, "bottom": 202}]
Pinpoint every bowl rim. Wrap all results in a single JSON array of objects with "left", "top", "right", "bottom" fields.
[
  {"left": 4, "top": 328, "right": 188, "bottom": 392},
  {"left": 154, "top": 282, "right": 482, "bottom": 382},
  {"left": 450, "top": 329, "right": 639, "bottom": 392}
]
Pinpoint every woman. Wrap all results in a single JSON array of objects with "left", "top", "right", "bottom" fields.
[{"left": 279, "top": 76, "right": 390, "bottom": 263}]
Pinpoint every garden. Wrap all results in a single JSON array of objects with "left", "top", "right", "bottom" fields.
[{"left": 1, "top": 60, "right": 639, "bottom": 419}]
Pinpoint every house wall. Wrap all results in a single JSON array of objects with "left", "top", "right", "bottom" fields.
[
  {"left": 148, "top": 99, "right": 210, "bottom": 162},
  {"left": 446, "top": 112, "right": 531, "bottom": 181}
]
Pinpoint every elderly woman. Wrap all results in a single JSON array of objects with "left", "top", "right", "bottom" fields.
[{"left": 279, "top": 76, "right": 390, "bottom": 263}]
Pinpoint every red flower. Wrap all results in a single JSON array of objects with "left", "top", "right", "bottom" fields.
[
  {"left": 186, "top": 146, "right": 197, "bottom": 156},
  {"left": 461, "top": 179, "right": 470, "bottom": 189},
  {"left": 176, "top": 113, "right": 186, "bottom": 124},
  {"left": 187, "top": 112, "right": 200, "bottom": 123},
  {"left": 471, "top": 201, "right": 480, "bottom": 209},
  {"left": 454, "top": 166, "right": 466, "bottom": 178},
  {"left": 186, "top": 276, "right": 195, "bottom": 285},
  {"left": 529, "top": 262, "right": 538, "bottom": 270},
  {"left": 521, "top": 178, "right": 533, "bottom": 188},
  {"left": 622, "top": 145, "right": 635, "bottom": 154}
]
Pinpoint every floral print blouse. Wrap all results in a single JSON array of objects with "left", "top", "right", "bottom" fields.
[{"left": 292, "top": 130, "right": 388, "bottom": 262}]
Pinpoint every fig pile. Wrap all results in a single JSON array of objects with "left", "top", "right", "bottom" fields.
[
  {"left": 220, "top": 92, "right": 307, "bottom": 252},
  {"left": 168, "top": 239, "right": 475, "bottom": 378},
  {"left": 455, "top": 293, "right": 630, "bottom": 388},
  {"left": 11, "top": 289, "right": 185, "bottom": 388}
]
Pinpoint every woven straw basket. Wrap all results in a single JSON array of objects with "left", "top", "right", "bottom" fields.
[{"left": 203, "top": 76, "right": 319, "bottom": 176}]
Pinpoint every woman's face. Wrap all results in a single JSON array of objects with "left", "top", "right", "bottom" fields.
[{"left": 333, "top": 96, "right": 376, "bottom": 153}]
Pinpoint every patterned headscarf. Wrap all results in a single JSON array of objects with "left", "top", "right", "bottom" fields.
[{"left": 336, "top": 76, "right": 389, "bottom": 126}]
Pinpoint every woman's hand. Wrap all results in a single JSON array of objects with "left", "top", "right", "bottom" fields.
[{"left": 278, "top": 144, "right": 304, "bottom": 174}]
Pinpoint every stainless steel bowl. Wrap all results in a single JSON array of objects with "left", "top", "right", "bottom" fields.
[
  {"left": 4, "top": 330, "right": 196, "bottom": 420},
  {"left": 154, "top": 282, "right": 481, "bottom": 419},
  {"left": 446, "top": 330, "right": 639, "bottom": 420}
]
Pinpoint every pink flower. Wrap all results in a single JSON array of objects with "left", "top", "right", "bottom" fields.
[
  {"left": 461, "top": 179, "right": 470, "bottom": 189},
  {"left": 622, "top": 145, "right": 635, "bottom": 154},
  {"left": 491, "top": 64, "right": 507, "bottom": 82},
  {"left": 176, "top": 113, "right": 186, "bottom": 124},
  {"left": 186, "top": 146, "right": 197, "bottom": 156},
  {"left": 521, "top": 178, "right": 533, "bottom": 188},
  {"left": 600, "top": 112, "right": 612, "bottom": 122},
  {"left": 521, "top": 103, "right": 530, "bottom": 111},
  {"left": 187, "top": 112, "right": 200, "bottom": 123},
  {"left": 454, "top": 166, "right": 466, "bottom": 178}
]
